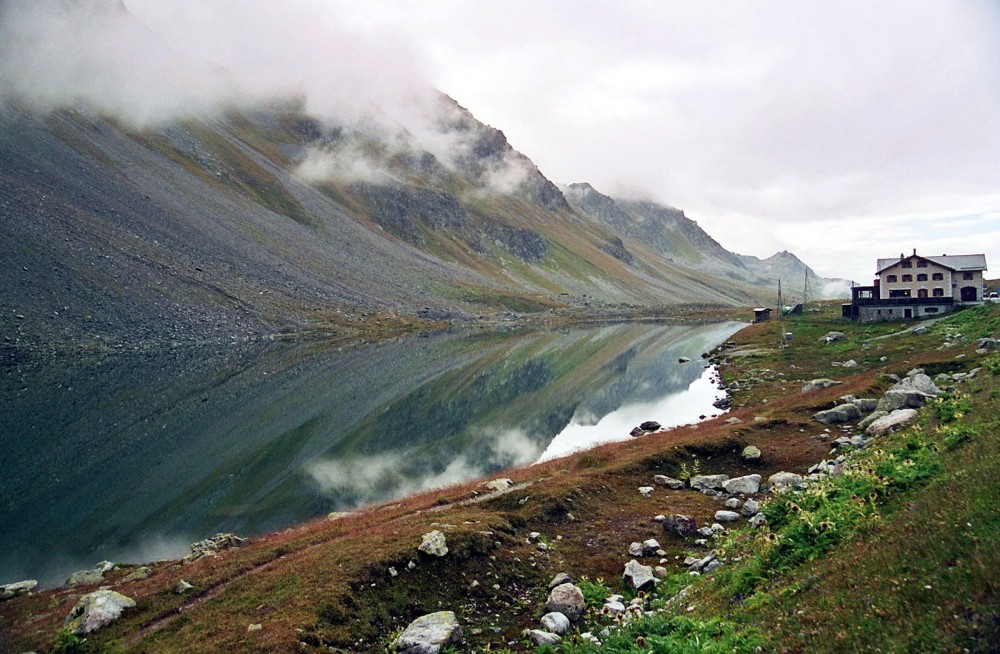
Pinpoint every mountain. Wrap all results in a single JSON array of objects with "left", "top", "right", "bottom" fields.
[
  {"left": 564, "top": 183, "right": 844, "bottom": 306},
  {"left": 0, "top": 6, "right": 844, "bottom": 353}
]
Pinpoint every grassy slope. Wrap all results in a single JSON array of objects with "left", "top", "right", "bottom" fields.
[{"left": 2, "top": 305, "right": 998, "bottom": 653}]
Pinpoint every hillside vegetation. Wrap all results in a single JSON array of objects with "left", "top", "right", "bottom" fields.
[{"left": 2, "top": 303, "right": 997, "bottom": 653}]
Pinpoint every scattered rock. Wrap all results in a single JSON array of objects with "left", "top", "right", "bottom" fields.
[
  {"left": 722, "top": 474, "right": 761, "bottom": 495},
  {"left": 841, "top": 359, "right": 858, "bottom": 368},
  {"left": 975, "top": 337, "right": 997, "bottom": 349},
  {"left": 484, "top": 478, "right": 513, "bottom": 492},
  {"left": 865, "top": 409, "right": 920, "bottom": 436},
  {"left": 661, "top": 514, "right": 698, "bottom": 537},
  {"left": 813, "top": 403, "right": 862, "bottom": 425},
  {"left": 184, "top": 534, "right": 247, "bottom": 564},
  {"left": 418, "top": 530, "right": 449, "bottom": 557},
  {"left": 654, "top": 566, "right": 668, "bottom": 579},
  {"left": 653, "top": 475, "right": 684, "bottom": 489},
  {"left": 678, "top": 357, "right": 692, "bottom": 363},
  {"left": 64, "top": 590, "right": 136, "bottom": 635},
  {"left": 725, "top": 416, "right": 743, "bottom": 425},
  {"left": 248, "top": 623, "right": 263, "bottom": 632},
  {"left": 749, "top": 514, "right": 768, "bottom": 528},
  {"left": 741, "top": 445, "right": 761, "bottom": 461},
  {"left": 546, "top": 583, "right": 586, "bottom": 622},
  {"left": 174, "top": 580, "right": 193, "bottom": 594},
  {"left": 528, "top": 630, "right": 561, "bottom": 646},
  {"left": 768, "top": 472, "right": 807, "bottom": 490},
  {"left": 638, "top": 486, "right": 654, "bottom": 497},
  {"left": 623, "top": 559, "right": 658, "bottom": 591},
  {"left": 724, "top": 498, "right": 742, "bottom": 510},
  {"left": 540, "top": 611, "right": 571, "bottom": 635},
  {"left": 1, "top": 579, "right": 37, "bottom": 601},
  {"left": 65, "top": 563, "right": 112, "bottom": 587},
  {"left": 714, "top": 510, "right": 741, "bottom": 523},
  {"left": 547, "top": 572, "right": 574, "bottom": 590},
  {"left": 641, "top": 538, "right": 661, "bottom": 555},
  {"left": 628, "top": 542, "right": 644, "bottom": 557},
  {"left": 392, "top": 611, "right": 463, "bottom": 653},
  {"left": 689, "top": 474, "right": 729, "bottom": 491},
  {"left": 639, "top": 421, "right": 662, "bottom": 431},
  {"left": 122, "top": 566, "right": 153, "bottom": 582},
  {"left": 741, "top": 498, "right": 759, "bottom": 516},
  {"left": 802, "top": 378, "right": 841, "bottom": 392}
]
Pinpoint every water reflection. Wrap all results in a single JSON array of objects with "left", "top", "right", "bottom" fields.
[{"left": 0, "top": 321, "right": 741, "bottom": 585}]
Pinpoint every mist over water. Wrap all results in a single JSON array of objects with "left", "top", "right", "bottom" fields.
[{"left": 0, "top": 321, "right": 741, "bottom": 587}]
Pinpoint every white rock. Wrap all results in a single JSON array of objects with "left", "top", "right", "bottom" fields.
[
  {"left": 418, "top": 530, "right": 448, "bottom": 557},
  {"left": 64, "top": 590, "right": 136, "bottom": 635},
  {"left": 392, "top": 611, "right": 463, "bottom": 653}
]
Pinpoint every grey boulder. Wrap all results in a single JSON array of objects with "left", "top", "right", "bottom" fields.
[{"left": 392, "top": 611, "right": 463, "bottom": 654}]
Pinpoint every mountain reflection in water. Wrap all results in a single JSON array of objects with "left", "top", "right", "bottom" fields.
[{"left": 0, "top": 321, "right": 742, "bottom": 586}]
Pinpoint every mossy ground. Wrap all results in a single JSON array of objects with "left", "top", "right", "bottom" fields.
[{"left": 3, "top": 303, "right": 998, "bottom": 653}]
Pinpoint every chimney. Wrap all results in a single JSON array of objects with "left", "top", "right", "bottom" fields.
[{"left": 913, "top": 248, "right": 917, "bottom": 256}]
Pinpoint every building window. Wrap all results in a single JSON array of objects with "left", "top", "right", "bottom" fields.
[
  {"left": 917, "top": 260, "right": 928, "bottom": 268},
  {"left": 886, "top": 274, "right": 898, "bottom": 282},
  {"left": 925, "top": 307, "right": 939, "bottom": 313},
  {"left": 901, "top": 261, "right": 912, "bottom": 269},
  {"left": 917, "top": 273, "right": 928, "bottom": 281},
  {"left": 902, "top": 274, "right": 913, "bottom": 282},
  {"left": 932, "top": 272, "right": 944, "bottom": 281},
  {"left": 918, "top": 289, "right": 928, "bottom": 299},
  {"left": 889, "top": 289, "right": 911, "bottom": 298},
  {"left": 963, "top": 272, "right": 974, "bottom": 280},
  {"left": 933, "top": 288, "right": 944, "bottom": 297}
]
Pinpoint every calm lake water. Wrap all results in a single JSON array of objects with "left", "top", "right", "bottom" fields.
[{"left": 0, "top": 321, "right": 742, "bottom": 586}]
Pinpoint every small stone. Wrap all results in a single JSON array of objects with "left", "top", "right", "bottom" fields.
[
  {"left": 604, "top": 600, "right": 626, "bottom": 615},
  {"left": 248, "top": 623, "right": 262, "bottom": 632},
  {"left": 484, "top": 478, "right": 513, "bottom": 492},
  {"left": 392, "top": 611, "right": 463, "bottom": 653},
  {"left": 654, "top": 475, "right": 685, "bottom": 489},
  {"left": 540, "top": 612, "right": 571, "bottom": 635},
  {"left": 174, "top": 580, "right": 193, "bottom": 594},
  {"left": 528, "top": 630, "right": 561, "bottom": 646},
  {"left": 768, "top": 472, "right": 807, "bottom": 490},
  {"left": 661, "top": 514, "right": 698, "bottom": 537},
  {"left": 724, "top": 498, "right": 742, "bottom": 509},
  {"left": 122, "top": 567, "right": 153, "bottom": 582},
  {"left": 689, "top": 474, "right": 729, "bottom": 491},
  {"left": 623, "top": 559, "right": 658, "bottom": 591},
  {"left": 741, "top": 445, "right": 761, "bottom": 461},
  {"left": 722, "top": 474, "right": 761, "bottom": 495},
  {"left": 638, "top": 486, "right": 654, "bottom": 497},
  {"left": 418, "top": 530, "right": 448, "bottom": 557},
  {"left": 64, "top": 590, "right": 136, "bottom": 635},
  {"left": 749, "top": 514, "right": 767, "bottom": 528},
  {"left": 710, "top": 523, "right": 726, "bottom": 533},
  {"left": 697, "top": 527, "right": 715, "bottom": 538},
  {"left": 389, "top": 567, "right": 399, "bottom": 578},
  {"left": 641, "top": 538, "right": 661, "bottom": 555},
  {"left": 640, "top": 420, "right": 662, "bottom": 431},
  {"left": 628, "top": 542, "right": 644, "bottom": 557},
  {"left": 654, "top": 566, "right": 668, "bottom": 579},
  {"left": 741, "top": 498, "right": 759, "bottom": 516},
  {"left": 0, "top": 579, "right": 37, "bottom": 601},
  {"left": 546, "top": 583, "right": 586, "bottom": 621}
]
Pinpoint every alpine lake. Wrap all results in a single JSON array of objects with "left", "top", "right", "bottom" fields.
[{"left": 0, "top": 320, "right": 744, "bottom": 586}]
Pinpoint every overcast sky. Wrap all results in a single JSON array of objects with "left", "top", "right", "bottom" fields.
[{"left": 15, "top": 1, "right": 1000, "bottom": 283}]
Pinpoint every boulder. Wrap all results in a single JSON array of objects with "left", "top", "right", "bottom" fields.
[
  {"left": 1, "top": 579, "right": 37, "bottom": 601},
  {"left": 741, "top": 445, "right": 762, "bottom": 461},
  {"left": 547, "top": 572, "right": 574, "bottom": 590},
  {"left": 392, "top": 611, "right": 463, "bottom": 654},
  {"left": 639, "top": 420, "right": 662, "bottom": 431},
  {"left": 122, "top": 566, "right": 153, "bottom": 582},
  {"left": 418, "top": 530, "right": 448, "bottom": 557},
  {"left": 893, "top": 373, "right": 941, "bottom": 396},
  {"left": 628, "top": 542, "right": 644, "bottom": 557},
  {"left": 528, "top": 630, "right": 561, "bottom": 646},
  {"left": 689, "top": 474, "right": 729, "bottom": 491},
  {"left": 813, "top": 403, "right": 862, "bottom": 425},
  {"left": 975, "top": 337, "right": 997, "bottom": 349},
  {"left": 661, "top": 514, "right": 698, "bottom": 537},
  {"left": 484, "top": 478, "right": 513, "bottom": 492},
  {"left": 865, "top": 409, "right": 919, "bottom": 436},
  {"left": 724, "top": 498, "right": 742, "bottom": 509},
  {"left": 540, "top": 612, "right": 571, "bottom": 635},
  {"left": 714, "top": 510, "right": 741, "bottom": 523},
  {"left": 749, "top": 514, "right": 768, "bottom": 528},
  {"left": 638, "top": 486, "right": 654, "bottom": 497},
  {"left": 722, "top": 474, "right": 761, "bottom": 495},
  {"left": 768, "top": 472, "right": 807, "bottom": 490},
  {"left": 64, "top": 590, "right": 136, "bottom": 635},
  {"left": 877, "top": 390, "right": 931, "bottom": 412},
  {"left": 623, "top": 559, "right": 658, "bottom": 591},
  {"left": 802, "top": 378, "right": 841, "bottom": 392},
  {"left": 65, "top": 564, "right": 109, "bottom": 587},
  {"left": 641, "top": 538, "right": 661, "bottom": 555},
  {"left": 546, "top": 583, "right": 586, "bottom": 621},
  {"left": 741, "top": 498, "right": 759, "bottom": 516},
  {"left": 820, "top": 332, "right": 846, "bottom": 342},
  {"left": 653, "top": 475, "right": 685, "bottom": 489},
  {"left": 185, "top": 533, "right": 247, "bottom": 563}
]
